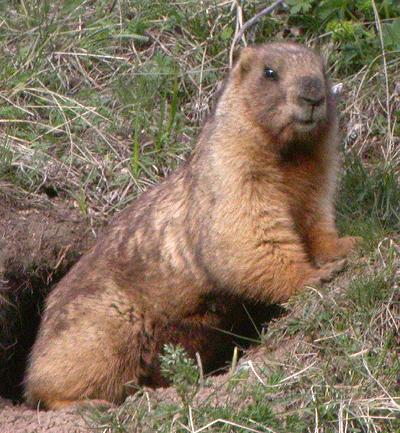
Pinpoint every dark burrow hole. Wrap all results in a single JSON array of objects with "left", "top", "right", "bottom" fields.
[
  {"left": 0, "top": 272, "right": 285, "bottom": 404},
  {"left": 39, "top": 185, "right": 59, "bottom": 199},
  {"left": 0, "top": 270, "right": 57, "bottom": 403}
]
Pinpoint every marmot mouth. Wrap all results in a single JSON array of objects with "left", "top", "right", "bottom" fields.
[
  {"left": 296, "top": 118, "right": 315, "bottom": 126},
  {"left": 291, "top": 117, "right": 320, "bottom": 133}
]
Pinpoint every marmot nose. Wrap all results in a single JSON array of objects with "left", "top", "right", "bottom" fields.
[{"left": 298, "top": 76, "right": 325, "bottom": 107}]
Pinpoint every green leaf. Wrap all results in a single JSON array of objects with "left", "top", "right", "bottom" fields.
[{"left": 286, "top": 0, "right": 313, "bottom": 14}]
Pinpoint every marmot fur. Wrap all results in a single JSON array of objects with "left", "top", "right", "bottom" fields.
[{"left": 24, "top": 42, "right": 358, "bottom": 410}]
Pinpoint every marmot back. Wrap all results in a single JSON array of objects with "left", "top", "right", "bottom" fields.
[{"left": 24, "top": 42, "right": 359, "bottom": 410}]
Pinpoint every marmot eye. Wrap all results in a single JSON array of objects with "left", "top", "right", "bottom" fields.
[{"left": 264, "top": 67, "right": 277, "bottom": 80}]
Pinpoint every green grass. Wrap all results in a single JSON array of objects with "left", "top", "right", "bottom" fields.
[
  {"left": 1, "top": 1, "right": 400, "bottom": 432},
  {"left": 337, "top": 156, "right": 400, "bottom": 250}
]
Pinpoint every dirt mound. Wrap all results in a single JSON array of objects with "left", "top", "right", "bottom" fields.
[
  {"left": 0, "top": 188, "right": 99, "bottom": 402},
  {"left": 0, "top": 398, "right": 90, "bottom": 433}
]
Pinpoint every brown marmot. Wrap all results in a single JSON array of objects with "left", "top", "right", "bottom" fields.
[{"left": 24, "top": 42, "right": 359, "bottom": 410}]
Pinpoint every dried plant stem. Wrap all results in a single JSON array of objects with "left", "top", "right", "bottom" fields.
[
  {"left": 371, "top": 0, "right": 393, "bottom": 162},
  {"left": 229, "top": 0, "right": 285, "bottom": 68},
  {"left": 234, "top": 0, "right": 285, "bottom": 45}
]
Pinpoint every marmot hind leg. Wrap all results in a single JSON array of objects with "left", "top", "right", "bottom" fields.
[{"left": 24, "top": 297, "right": 148, "bottom": 410}]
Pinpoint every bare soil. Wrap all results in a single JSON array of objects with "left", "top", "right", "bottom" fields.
[{"left": 0, "top": 397, "right": 90, "bottom": 433}]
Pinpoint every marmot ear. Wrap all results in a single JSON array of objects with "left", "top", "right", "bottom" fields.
[{"left": 235, "top": 46, "right": 256, "bottom": 75}]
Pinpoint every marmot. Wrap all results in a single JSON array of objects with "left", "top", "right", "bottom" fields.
[{"left": 24, "top": 42, "right": 359, "bottom": 410}]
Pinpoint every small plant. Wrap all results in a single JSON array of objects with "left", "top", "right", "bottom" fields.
[{"left": 159, "top": 344, "right": 200, "bottom": 407}]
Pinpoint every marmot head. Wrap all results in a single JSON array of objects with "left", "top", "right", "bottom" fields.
[{"left": 231, "top": 42, "right": 335, "bottom": 147}]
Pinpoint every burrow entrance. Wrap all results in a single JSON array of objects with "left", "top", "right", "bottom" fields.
[
  {"left": 1, "top": 272, "right": 59, "bottom": 401},
  {"left": 0, "top": 195, "right": 97, "bottom": 402}
]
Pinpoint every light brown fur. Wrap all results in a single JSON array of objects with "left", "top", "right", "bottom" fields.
[{"left": 24, "top": 42, "right": 359, "bottom": 410}]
